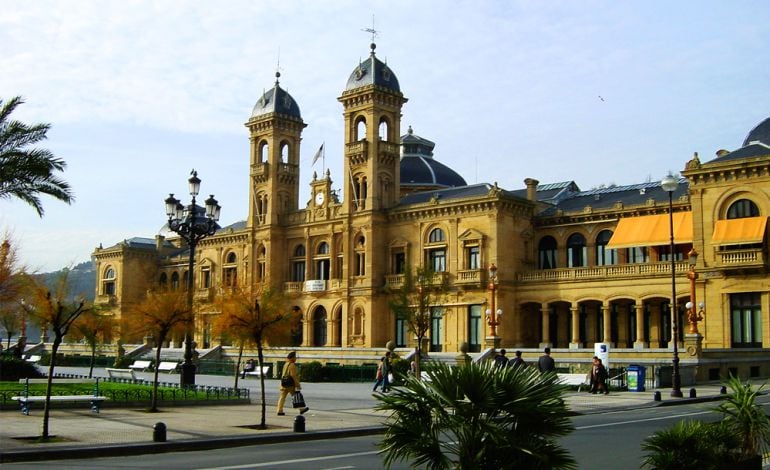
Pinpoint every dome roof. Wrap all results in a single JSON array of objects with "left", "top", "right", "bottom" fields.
[
  {"left": 400, "top": 126, "right": 467, "bottom": 189},
  {"left": 345, "top": 43, "right": 400, "bottom": 93},
  {"left": 251, "top": 72, "right": 302, "bottom": 120},
  {"left": 743, "top": 117, "right": 770, "bottom": 147}
]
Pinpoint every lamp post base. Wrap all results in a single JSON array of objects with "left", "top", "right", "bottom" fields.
[
  {"left": 180, "top": 363, "right": 196, "bottom": 387},
  {"left": 485, "top": 336, "right": 501, "bottom": 349}
]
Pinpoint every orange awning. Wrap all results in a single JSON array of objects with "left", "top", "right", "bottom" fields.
[
  {"left": 711, "top": 217, "right": 767, "bottom": 245},
  {"left": 607, "top": 212, "right": 693, "bottom": 249}
]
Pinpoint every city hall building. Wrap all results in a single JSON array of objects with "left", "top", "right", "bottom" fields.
[{"left": 93, "top": 43, "right": 770, "bottom": 381}]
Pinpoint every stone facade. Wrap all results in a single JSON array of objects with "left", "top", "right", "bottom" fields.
[{"left": 92, "top": 44, "right": 770, "bottom": 380}]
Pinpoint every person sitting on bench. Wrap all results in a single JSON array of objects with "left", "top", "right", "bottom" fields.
[{"left": 242, "top": 359, "right": 256, "bottom": 378}]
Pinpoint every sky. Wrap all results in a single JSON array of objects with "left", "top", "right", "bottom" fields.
[{"left": 2, "top": 0, "right": 769, "bottom": 272}]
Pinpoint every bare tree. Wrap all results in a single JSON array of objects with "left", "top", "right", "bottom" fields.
[{"left": 388, "top": 265, "right": 448, "bottom": 377}]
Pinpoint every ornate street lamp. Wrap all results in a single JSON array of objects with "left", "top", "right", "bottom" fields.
[
  {"left": 661, "top": 173, "right": 683, "bottom": 398},
  {"left": 164, "top": 170, "right": 221, "bottom": 387},
  {"left": 485, "top": 263, "right": 503, "bottom": 348},
  {"left": 686, "top": 248, "right": 705, "bottom": 334}
]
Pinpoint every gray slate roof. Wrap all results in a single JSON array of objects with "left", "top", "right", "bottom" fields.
[{"left": 345, "top": 44, "right": 400, "bottom": 93}]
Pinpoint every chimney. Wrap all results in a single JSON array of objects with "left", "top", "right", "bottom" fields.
[
  {"left": 155, "top": 234, "right": 165, "bottom": 251},
  {"left": 524, "top": 178, "right": 539, "bottom": 201}
]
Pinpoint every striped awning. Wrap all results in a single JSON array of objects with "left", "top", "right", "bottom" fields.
[{"left": 607, "top": 212, "right": 693, "bottom": 249}]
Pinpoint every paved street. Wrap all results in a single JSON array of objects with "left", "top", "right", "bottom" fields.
[{"left": 0, "top": 366, "right": 741, "bottom": 464}]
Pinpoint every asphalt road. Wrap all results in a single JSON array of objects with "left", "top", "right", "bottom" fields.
[{"left": 7, "top": 399, "right": 758, "bottom": 469}]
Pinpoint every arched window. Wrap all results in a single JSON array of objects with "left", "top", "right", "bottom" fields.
[
  {"left": 223, "top": 252, "right": 237, "bottom": 287},
  {"left": 102, "top": 267, "right": 116, "bottom": 296},
  {"left": 356, "top": 118, "right": 367, "bottom": 141},
  {"left": 259, "top": 141, "right": 268, "bottom": 162},
  {"left": 315, "top": 241, "right": 330, "bottom": 280},
  {"left": 159, "top": 272, "right": 168, "bottom": 288},
  {"left": 538, "top": 236, "right": 557, "bottom": 269},
  {"left": 567, "top": 233, "right": 587, "bottom": 268},
  {"left": 426, "top": 228, "right": 447, "bottom": 272},
  {"left": 378, "top": 118, "right": 389, "bottom": 141},
  {"left": 171, "top": 272, "right": 180, "bottom": 290},
  {"left": 595, "top": 230, "right": 617, "bottom": 266},
  {"left": 727, "top": 199, "right": 760, "bottom": 219},
  {"left": 429, "top": 228, "right": 445, "bottom": 243},
  {"left": 257, "top": 245, "right": 266, "bottom": 282},
  {"left": 292, "top": 244, "right": 306, "bottom": 282},
  {"left": 313, "top": 307, "right": 327, "bottom": 347},
  {"left": 354, "top": 236, "right": 366, "bottom": 276},
  {"left": 280, "top": 142, "right": 289, "bottom": 163}
]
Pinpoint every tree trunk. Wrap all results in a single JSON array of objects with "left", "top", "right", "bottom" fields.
[
  {"left": 88, "top": 344, "right": 96, "bottom": 378},
  {"left": 257, "top": 341, "right": 267, "bottom": 429},
  {"left": 42, "top": 337, "right": 61, "bottom": 439},
  {"left": 150, "top": 344, "right": 163, "bottom": 412},
  {"left": 234, "top": 342, "right": 244, "bottom": 389}
]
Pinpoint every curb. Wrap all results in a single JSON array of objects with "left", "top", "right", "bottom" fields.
[{"left": 0, "top": 425, "right": 387, "bottom": 464}]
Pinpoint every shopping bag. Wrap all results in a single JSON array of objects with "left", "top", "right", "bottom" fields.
[{"left": 292, "top": 391, "right": 306, "bottom": 408}]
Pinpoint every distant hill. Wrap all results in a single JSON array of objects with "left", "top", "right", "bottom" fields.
[{"left": 35, "top": 261, "right": 96, "bottom": 302}]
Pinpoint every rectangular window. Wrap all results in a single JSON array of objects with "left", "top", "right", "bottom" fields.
[
  {"left": 467, "top": 246, "right": 480, "bottom": 270},
  {"left": 202, "top": 269, "right": 211, "bottom": 288},
  {"left": 223, "top": 267, "right": 237, "bottom": 287},
  {"left": 430, "top": 307, "right": 443, "bottom": 352},
  {"left": 395, "top": 318, "right": 407, "bottom": 347},
  {"left": 468, "top": 305, "right": 482, "bottom": 352},
  {"left": 731, "top": 293, "right": 762, "bottom": 348},
  {"left": 428, "top": 248, "right": 446, "bottom": 272},
  {"left": 627, "top": 247, "right": 649, "bottom": 264},
  {"left": 393, "top": 252, "right": 406, "bottom": 274},
  {"left": 292, "top": 261, "right": 305, "bottom": 282},
  {"left": 316, "top": 259, "right": 330, "bottom": 280},
  {"left": 597, "top": 246, "right": 617, "bottom": 266},
  {"left": 355, "top": 253, "right": 366, "bottom": 276}
]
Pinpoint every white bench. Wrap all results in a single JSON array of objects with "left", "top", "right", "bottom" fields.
[
  {"left": 128, "top": 360, "right": 152, "bottom": 371},
  {"left": 157, "top": 362, "right": 179, "bottom": 373},
  {"left": 244, "top": 366, "right": 271, "bottom": 378},
  {"left": 25, "top": 355, "right": 41, "bottom": 363},
  {"left": 12, "top": 378, "right": 108, "bottom": 415},
  {"left": 558, "top": 373, "right": 590, "bottom": 392},
  {"left": 106, "top": 368, "right": 137, "bottom": 380}
]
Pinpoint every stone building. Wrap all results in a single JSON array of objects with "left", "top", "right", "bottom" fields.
[{"left": 93, "top": 43, "right": 770, "bottom": 380}]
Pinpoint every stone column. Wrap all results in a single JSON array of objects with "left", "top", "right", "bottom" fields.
[
  {"left": 602, "top": 304, "right": 612, "bottom": 345},
  {"left": 634, "top": 303, "right": 647, "bottom": 349},
  {"left": 569, "top": 305, "right": 581, "bottom": 349},
  {"left": 539, "top": 303, "right": 551, "bottom": 348}
]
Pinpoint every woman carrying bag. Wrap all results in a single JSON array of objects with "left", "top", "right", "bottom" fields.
[{"left": 276, "top": 351, "right": 309, "bottom": 416}]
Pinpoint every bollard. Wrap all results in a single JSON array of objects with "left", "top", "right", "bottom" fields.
[
  {"left": 720, "top": 386, "right": 727, "bottom": 395},
  {"left": 293, "top": 415, "right": 306, "bottom": 433},
  {"left": 153, "top": 422, "right": 167, "bottom": 442},
  {"left": 653, "top": 391, "right": 661, "bottom": 402},
  {"left": 689, "top": 388, "right": 697, "bottom": 398}
]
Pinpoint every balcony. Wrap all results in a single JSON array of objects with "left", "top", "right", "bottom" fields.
[
  {"left": 516, "top": 261, "right": 690, "bottom": 283},
  {"left": 95, "top": 294, "right": 117, "bottom": 306},
  {"left": 715, "top": 248, "right": 765, "bottom": 267},
  {"left": 284, "top": 282, "right": 304, "bottom": 293},
  {"left": 385, "top": 274, "right": 405, "bottom": 289},
  {"left": 456, "top": 269, "right": 484, "bottom": 286},
  {"left": 194, "top": 287, "right": 214, "bottom": 301}
]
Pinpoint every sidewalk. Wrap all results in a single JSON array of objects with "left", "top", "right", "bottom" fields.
[{"left": 0, "top": 367, "right": 730, "bottom": 463}]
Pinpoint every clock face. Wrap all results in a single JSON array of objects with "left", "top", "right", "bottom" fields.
[{"left": 315, "top": 191, "right": 325, "bottom": 205}]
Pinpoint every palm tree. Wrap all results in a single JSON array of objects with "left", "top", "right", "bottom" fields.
[
  {"left": 641, "top": 420, "right": 739, "bottom": 470},
  {"left": 0, "top": 96, "right": 74, "bottom": 216},
  {"left": 375, "top": 361, "right": 576, "bottom": 469}
]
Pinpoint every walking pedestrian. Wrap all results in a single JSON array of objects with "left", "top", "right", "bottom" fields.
[
  {"left": 510, "top": 350, "right": 526, "bottom": 368},
  {"left": 276, "top": 351, "right": 309, "bottom": 415},
  {"left": 538, "top": 347, "right": 556, "bottom": 373},
  {"left": 494, "top": 349, "right": 509, "bottom": 368},
  {"left": 373, "top": 351, "right": 392, "bottom": 392}
]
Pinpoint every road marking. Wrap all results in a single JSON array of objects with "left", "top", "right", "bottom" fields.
[
  {"left": 576, "top": 410, "right": 711, "bottom": 430},
  {"left": 197, "top": 450, "right": 380, "bottom": 469}
]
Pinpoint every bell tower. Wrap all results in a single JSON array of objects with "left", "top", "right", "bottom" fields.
[
  {"left": 246, "top": 72, "right": 306, "bottom": 228},
  {"left": 338, "top": 43, "right": 407, "bottom": 214}
]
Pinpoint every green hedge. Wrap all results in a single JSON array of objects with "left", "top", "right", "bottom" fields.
[{"left": 0, "top": 356, "right": 45, "bottom": 381}]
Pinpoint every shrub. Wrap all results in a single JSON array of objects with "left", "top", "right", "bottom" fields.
[
  {"left": 0, "top": 356, "right": 45, "bottom": 381},
  {"left": 300, "top": 361, "right": 324, "bottom": 382}
]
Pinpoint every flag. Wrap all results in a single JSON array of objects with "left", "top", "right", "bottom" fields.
[{"left": 312, "top": 143, "right": 324, "bottom": 166}]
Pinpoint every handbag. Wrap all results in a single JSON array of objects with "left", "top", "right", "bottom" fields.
[
  {"left": 281, "top": 375, "right": 294, "bottom": 387},
  {"left": 292, "top": 391, "right": 306, "bottom": 408}
]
